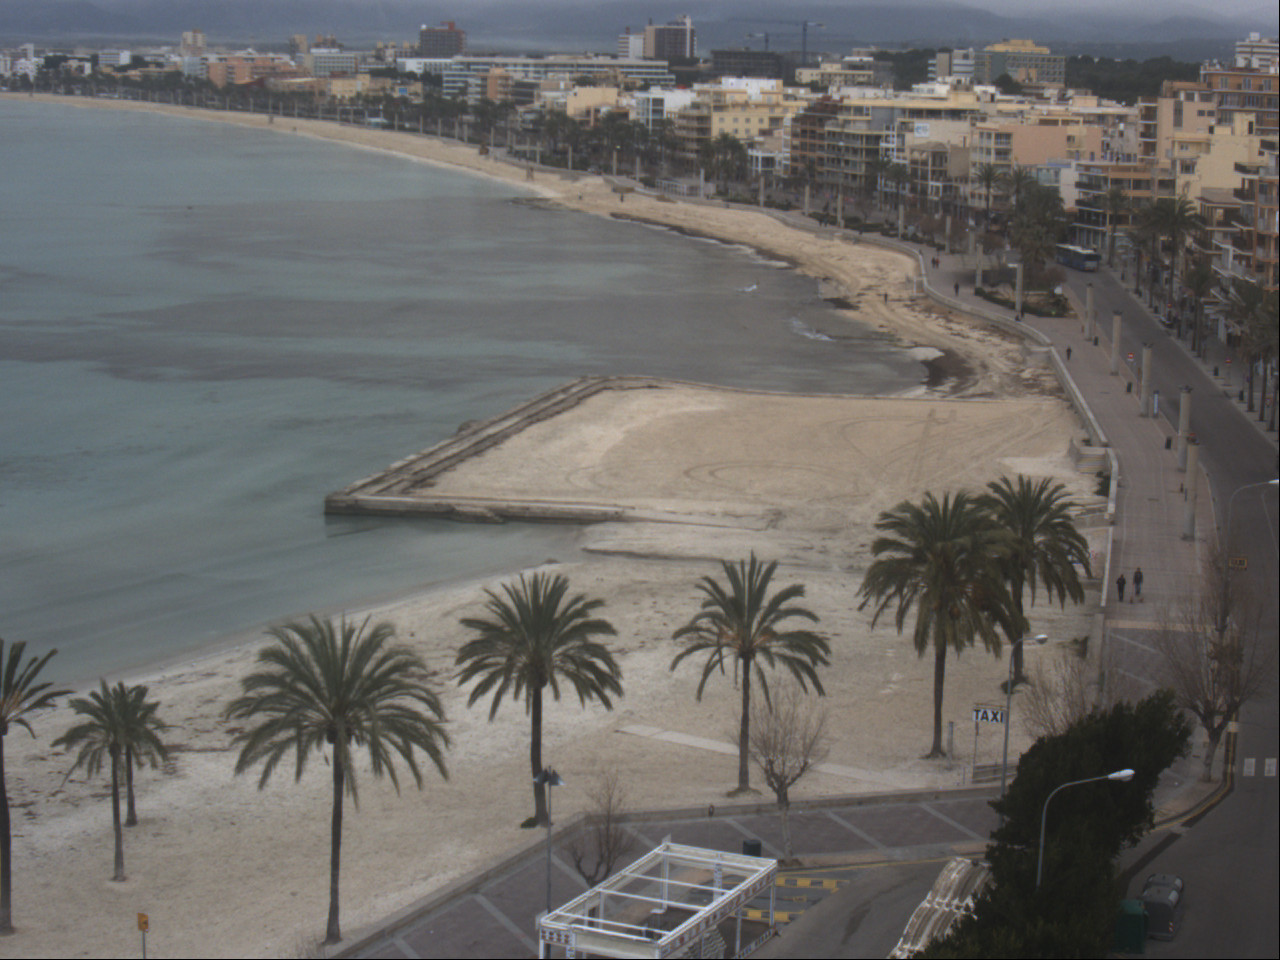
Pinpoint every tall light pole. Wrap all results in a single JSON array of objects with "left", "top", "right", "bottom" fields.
[
  {"left": 1000, "top": 634, "right": 1048, "bottom": 812},
  {"left": 1037, "top": 768, "right": 1134, "bottom": 888},
  {"left": 534, "top": 767, "right": 564, "bottom": 915}
]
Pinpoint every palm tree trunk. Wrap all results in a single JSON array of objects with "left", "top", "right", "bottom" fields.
[
  {"left": 125, "top": 745, "right": 137, "bottom": 827},
  {"left": 325, "top": 755, "right": 343, "bottom": 944},
  {"left": 531, "top": 687, "right": 548, "bottom": 826},
  {"left": 736, "top": 658, "right": 753, "bottom": 794},
  {"left": 1, "top": 737, "right": 13, "bottom": 934},
  {"left": 110, "top": 749, "right": 125, "bottom": 882},
  {"left": 930, "top": 641, "right": 947, "bottom": 758}
]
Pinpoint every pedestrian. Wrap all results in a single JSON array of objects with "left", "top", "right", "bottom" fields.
[
  {"left": 883, "top": 292, "right": 888, "bottom": 304},
  {"left": 1133, "top": 567, "right": 1143, "bottom": 602},
  {"left": 1116, "top": 572, "right": 1126, "bottom": 603},
  {"left": 1066, "top": 346, "right": 1072, "bottom": 361},
  {"left": 954, "top": 281, "right": 960, "bottom": 297}
]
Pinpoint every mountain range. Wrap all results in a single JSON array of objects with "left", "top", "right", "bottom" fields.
[{"left": 2, "top": 0, "right": 1275, "bottom": 57}]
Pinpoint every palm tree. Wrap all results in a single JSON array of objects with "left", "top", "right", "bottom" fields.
[
  {"left": 670, "top": 554, "right": 829, "bottom": 795},
  {"left": 1, "top": 640, "right": 68, "bottom": 933},
  {"left": 982, "top": 477, "right": 1091, "bottom": 686},
  {"left": 1183, "top": 255, "right": 1215, "bottom": 350},
  {"left": 858, "top": 492, "right": 1019, "bottom": 757},
  {"left": 225, "top": 616, "right": 449, "bottom": 945},
  {"left": 116, "top": 684, "right": 168, "bottom": 827},
  {"left": 54, "top": 681, "right": 129, "bottom": 881},
  {"left": 1152, "top": 196, "right": 1203, "bottom": 311},
  {"left": 1101, "top": 184, "right": 1130, "bottom": 268},
  {"left": 973, "top": 162, "right": 1001, "bottom": 226},
  {"left": 456, "top": 572, "right": 620, "bottom": 827}
]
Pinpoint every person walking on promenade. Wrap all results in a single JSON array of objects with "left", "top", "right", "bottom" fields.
[
  {"left": 1133, "top": 567, "right": 1143, "bottom": 602},
  {"left": 1066, "top": 346, "right": 1072, "bottom": 361},
  {"left": 1116, "top": 572, "right": 1127, "bottom": 603},
  {"left": 954, "top": 281, "right": 960, "bottom": 297}
]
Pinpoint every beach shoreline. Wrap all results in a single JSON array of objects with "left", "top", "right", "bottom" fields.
[{"left": 1, "top": 93, "right": 1097, "bottom": 959}]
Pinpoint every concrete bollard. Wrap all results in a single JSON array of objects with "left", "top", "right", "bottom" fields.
[
  {"left": 1110, "top": 311, "right": 1123, "bottom": 375},
  {"left": 1085, "top": 283, "right": 1095, "bottom": 340},
  {"left": 1140, "top": 345, "right": 1153, "bottom": 416},
  {"left": 1015, "top": 263, "right": 1024, "bottom": 318},
  {"left": 1182, "top": 441, "right": 1200, "bottom": 540},
  {"left": 1177, "top": 387, "right": 1192, "bottom": 470}
]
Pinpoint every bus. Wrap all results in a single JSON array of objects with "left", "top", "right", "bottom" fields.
[{"left": 1055, "top": 244, "right": 1102, "bottom": 271}]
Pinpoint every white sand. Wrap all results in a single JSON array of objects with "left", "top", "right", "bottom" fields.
[{"left": 1, "top": 95, "right": 1100, "bottom": 959}]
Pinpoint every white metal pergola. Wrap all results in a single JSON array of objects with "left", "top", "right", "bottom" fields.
[{"left": 537, "top": 841, "right": 778, "bottom": 959}]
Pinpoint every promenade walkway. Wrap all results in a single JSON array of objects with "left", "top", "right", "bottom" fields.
[{"left": 336, "top": 209, "right": 1261, "bottom": 960}]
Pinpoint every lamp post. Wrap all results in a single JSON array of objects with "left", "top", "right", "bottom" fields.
[
  {"left": 1037, "top": 768, "right": 1134, "bottom": 888},
  {"left": 1219, "top": 479, "right": 1279, "bottom": 633},
  {"left": 1000, "top": 634, "right": 1048, "bottom": 812},
  {"left": 534, "top": 767, "right": 564, "bottom": 915}
]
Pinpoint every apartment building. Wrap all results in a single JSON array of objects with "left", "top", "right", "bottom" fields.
[
  {"left": 1074, "top": 161, "right": 1176, "bottom": 250},
  {"left": 1201, "top": 62, "right": 1279, "bottom": 136},
  {"left": 670, "top": 79, "right": 807, "bottom": 165},
  {"left": 419, "top": 21, "right": 465, "bottom": 58},
  {"left": 974, "top": 39, "right": 1065, "bottom": 87},
  {"left": 644, "top": 16, "right": 696, "bottom": 61}
]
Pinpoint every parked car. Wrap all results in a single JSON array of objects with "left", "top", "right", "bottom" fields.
[{"left": 1140, "top": 873, "right": 1185, "bottom": 940}]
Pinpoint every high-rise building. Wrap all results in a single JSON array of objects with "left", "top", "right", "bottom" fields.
[
  {"left": 1235, "top": 32, "right": 1278, "bottom": 69},
  {"left": 645, "top": 16, "right": 696, "bottom": 61},
  {"left": 419, "top": 21, "right": 465, "bottom": 58},
  {"left": 617, "top": 28, "right": 644, "bottom": 60}
]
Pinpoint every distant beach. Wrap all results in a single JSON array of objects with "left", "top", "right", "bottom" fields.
[{"left": 0, "top": 94, "right": 1100, "bottom": 959}]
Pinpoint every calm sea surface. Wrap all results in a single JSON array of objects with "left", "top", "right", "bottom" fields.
[{"left": 0, "top": 99, "right": 923, "bottom": 683}]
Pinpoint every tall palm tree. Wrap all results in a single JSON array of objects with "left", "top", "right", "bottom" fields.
[
  {"left": 670, "top": 554, "right": 829, "bottom": 795},
  {"left": 116, "top": 684, "right": 168, "bottom": 827},
  {"left": 1101, "top": 184, "right": 1130, "bottom": 268},
  {"left": 981, "top": 477, "right": 1091, "bottom": 685},
  {"left": 225, "top": 616, "right": 449, "bottom": 945},
  {"left": 858, "top": 492, "right": 1019, "bottom": 757},
  {"left": 54, "top": 680, "right": 129, "bottom": 881},
  {"left": 456, "top": 572, "right": 620, "bottom": 826},
  {"left": 1, "top": 640, "right": 68, "bottom": 933},
  {"left": 973, "top": 162, "right": 1001, "bottom": 226},
  {"left": 1152, "top": 195, "right": 1203, "bottom": 312},
  {"left": 1183, "top": 255, "right": 1215, "bottom": 350}
]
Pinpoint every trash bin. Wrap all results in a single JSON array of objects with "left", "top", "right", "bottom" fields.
[
  {"left": 742, "top": 839, "right": 762, "bottom": 858},
  {"left": 1126, "top": 382, "right": 1133, "bottom": 393},
  {"left": 1165, "top": 436, "right": 1173, "bottom": 449},
  {"left": 1115, "top": 899, "right": 1147, "bottom": 954}
]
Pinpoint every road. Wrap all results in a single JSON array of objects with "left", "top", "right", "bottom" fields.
[{"left": 1066, "top": 267, "right": 1278, "bottom": 959}]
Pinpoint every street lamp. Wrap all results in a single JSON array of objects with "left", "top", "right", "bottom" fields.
[
  {"left": 1000, "top": 634, "right": 1048, "bottom": 811},
  {"left": 1219, "top": 478, "right": 1279, "bottom": 634},
  {"left": 1037, "top": 768, "right": 1134, "bottom": 888},
  {"left": 534, "top": 767, "right": 564, "bottom": 915}
]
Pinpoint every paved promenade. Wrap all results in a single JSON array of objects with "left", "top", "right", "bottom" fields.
[{"left": 334, "top": 212, "right": 1273, "bottom": 960}]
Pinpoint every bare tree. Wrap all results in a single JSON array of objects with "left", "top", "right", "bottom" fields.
[
  {"left": 564, "top": 770, "right": 636, "bottom": 886},
  {"left": 1020, "top": 649, "right": 1093, "bottom": 740},
  {"left": 1155, "top": 565, "right": 1274, "bottom": 781},
  {"left": 746, "top": 688, "right": 828, "bottom": 863}
]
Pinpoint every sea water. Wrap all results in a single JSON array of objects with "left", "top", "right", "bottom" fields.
[{"left": 0, "top": 99, "right": 923, "bottom": 683}]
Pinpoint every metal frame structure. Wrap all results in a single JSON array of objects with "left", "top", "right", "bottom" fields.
[{"left": 537, "top": 841, "right": 778, "bottom": 959}]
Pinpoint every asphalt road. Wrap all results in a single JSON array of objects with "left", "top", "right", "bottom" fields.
[{"left": 1067, "top": 267, "right": 1279, "bottom": 960}]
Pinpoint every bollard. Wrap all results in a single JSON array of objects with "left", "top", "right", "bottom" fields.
[
  {"left": 1140, "top": 345, "right": 1153, "bottom": 416},
  {"left": 1177, "top": 387, "right": 1192, "bottom": 470},
  {"left": 1182, "top": 441, "right": 1200, "bottom": 540},
  {"left": 1110, "top": 311, "right": 1123, "bottom": 375}
]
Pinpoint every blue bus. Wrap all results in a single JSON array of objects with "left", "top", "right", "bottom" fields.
[{"left": 1055, "top": 244, "right": 1102, "bottom": 271}]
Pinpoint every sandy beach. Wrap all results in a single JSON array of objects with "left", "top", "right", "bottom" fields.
[{"left": 2, "top": 95, "right": 1101, "bottom": 959}]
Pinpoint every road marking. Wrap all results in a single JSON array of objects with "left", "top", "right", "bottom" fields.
[
  {"left": 745, "top": 907, "right": 801, "bottom": 922},
  {"left": 778, "top": 876, "right": 844, "bottom": 890}
]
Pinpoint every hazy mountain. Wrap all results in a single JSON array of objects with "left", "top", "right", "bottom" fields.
[{"left": 1, "top": 0, "right": 1274, "bottom": 54}]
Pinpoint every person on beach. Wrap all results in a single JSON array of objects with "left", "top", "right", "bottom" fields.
[
  {"left": 1133, "top": 567, "right": 1143, "bottom": 602},
  {"left": 1116, "top": 572, "right": 1126, "bottom": 603}
]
